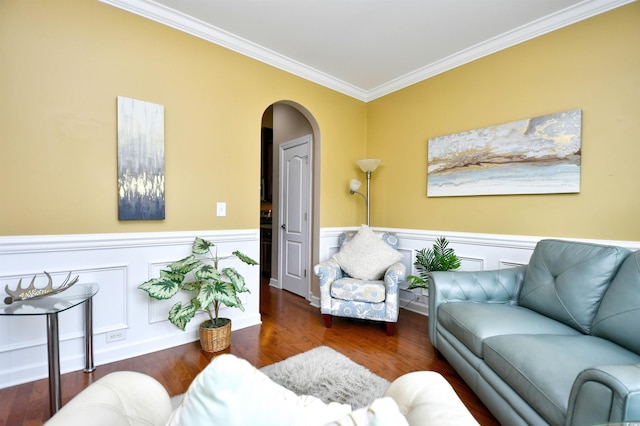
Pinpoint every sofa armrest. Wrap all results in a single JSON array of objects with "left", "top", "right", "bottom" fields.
[
  {"left": 314, "top": 258, "right": 344, "bottom": 312},
  {"left": 384, "top": 371, "right": 479, "bottom": 426},
  {"left": 428, "top": 267, "right": 526, "bottom": 345},
  {"left": 567, "top": 364, "right": 640, "bottom": 426},
  {"left": 45, "top": 371, "right": 173, "bottom": 426}
]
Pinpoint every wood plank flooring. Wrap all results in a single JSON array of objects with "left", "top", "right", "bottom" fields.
[{"left": 0, "top": 282, "right": 499, "bottom": 425}]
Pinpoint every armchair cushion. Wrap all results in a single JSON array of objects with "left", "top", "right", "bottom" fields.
[
  {"left": 333, "top": 225, "right": 403, "bottom": 280},
  {"left": 331, "top": 278, "right": 386, "bottom": 303}
]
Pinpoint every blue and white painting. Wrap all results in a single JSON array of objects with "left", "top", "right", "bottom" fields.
[
  {"left": 117, "top": 96, "right": 165, "bottom": 220},
  {"left": 427, "top": 109, "right": 581, "bottom": 197}
]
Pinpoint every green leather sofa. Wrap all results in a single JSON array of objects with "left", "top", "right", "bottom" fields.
[{"left": 429, "top": 239, "right": 640, "bottom": 426}]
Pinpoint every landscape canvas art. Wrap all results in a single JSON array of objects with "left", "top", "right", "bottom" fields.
[
  {"left": 117, "top": 96, "right": 165, "bottom": 220},
  {"left": 427, "top": 109, "right": 582, "bottom": 197}
]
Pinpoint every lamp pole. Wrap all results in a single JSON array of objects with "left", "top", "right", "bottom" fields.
[
  {"left": 365, "top": 171, "right": 371, "bottom": 226},
  {"left": 350, "top": 159, "right": 381, "bottom": 227}
]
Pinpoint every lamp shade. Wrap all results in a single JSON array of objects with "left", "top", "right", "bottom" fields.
[
  {"left": 356, "top": 159, "right": 381, "bottom": 173},
  {"left": 349, "top": 179, "right": 361, "bottom": 192}
]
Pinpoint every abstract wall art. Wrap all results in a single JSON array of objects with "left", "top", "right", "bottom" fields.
[
  {"left": 117, "top": 96, "right": 165, "bottom": 220},
  {"left": 427, "top": 109, "right": 582, "bottom": 197}
]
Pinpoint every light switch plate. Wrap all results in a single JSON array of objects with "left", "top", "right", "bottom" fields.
[{"left": 217, "top": 202, "right": 226, "bottom": 217}]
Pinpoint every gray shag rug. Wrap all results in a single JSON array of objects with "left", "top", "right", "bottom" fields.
[
  {"left": 171, "top": 346, "right": 389, "bottom": 410},
  {"left": 260, "top": 346, "right": 390, "bottom": 409}
]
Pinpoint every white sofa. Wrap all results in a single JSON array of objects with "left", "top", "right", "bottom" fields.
[{"left": 45, "top": 354, "right": 479, "bottom": 426}]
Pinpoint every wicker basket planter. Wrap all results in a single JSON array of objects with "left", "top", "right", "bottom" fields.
[
  {"left": 199, "top": 319, "right": 231, "bottom": 352},
  {"left": 138, "top": 238, "right": 256, "bottom": 353}
]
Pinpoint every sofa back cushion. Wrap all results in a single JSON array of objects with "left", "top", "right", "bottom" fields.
[
  {"left": 591, "top": 250, "right": 640, "bottom": 353},
  {"left": 167, "top": 354, "right": 353, "bottom": 425},
  {"left": 519, "top": 239, "right": 630, "bottom": 334}
]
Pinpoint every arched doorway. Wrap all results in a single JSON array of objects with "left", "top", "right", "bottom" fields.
[{"left": 260, "top": 101, "right": 321, "bottom": 301}]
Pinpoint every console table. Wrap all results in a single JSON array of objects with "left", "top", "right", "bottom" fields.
[{"left": 0, "top": 282, "right": 99, "bottom": 416}]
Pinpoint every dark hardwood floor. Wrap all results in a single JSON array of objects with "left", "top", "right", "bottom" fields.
[{"left": 0, "top": 282, "right": 499, "bottom": 426}]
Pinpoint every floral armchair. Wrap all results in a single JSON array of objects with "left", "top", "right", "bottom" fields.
[{"left": 313, "top": 225, "right": 406, "bottom": 335}]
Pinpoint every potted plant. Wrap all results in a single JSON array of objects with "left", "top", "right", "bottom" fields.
[
  {"left": 138, "top": 237, "right": 257, "bottom": 352},
  {"left": 407, "top": 236, "right": 460, "bottom": 291}
]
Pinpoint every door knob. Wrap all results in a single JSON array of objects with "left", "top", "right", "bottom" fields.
[{"left": 281, "top": 224, "right": 286, "bottom": 230}]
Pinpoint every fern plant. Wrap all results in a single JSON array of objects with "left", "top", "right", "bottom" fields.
[
  {"left": 138, "top": 237, "right": 257, "bottom": 330},
  {"left": 407, "top": 237, "right": 460, "bottom": 290}
]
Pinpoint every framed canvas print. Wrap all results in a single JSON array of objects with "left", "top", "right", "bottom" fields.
[
  {"left": 427, "top": 109, "right": 582, "bottom": 197},
  {"left": 117, "top": 96, "right": 165, "bottom": 220}
]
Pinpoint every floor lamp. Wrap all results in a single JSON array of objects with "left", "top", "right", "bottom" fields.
[{"left": 349, "top": 159, "right": 381, "bottom": 226}]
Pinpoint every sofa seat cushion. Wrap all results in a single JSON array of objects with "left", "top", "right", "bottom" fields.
[
  {"left": 437, "top": 302, "right": 580, "bottom": 358},
  {"left": 483, "top": 334, "right": 640, "bottom": 426}
]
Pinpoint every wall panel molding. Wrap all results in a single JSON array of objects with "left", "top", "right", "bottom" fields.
[
  {"left": 2, "top": 228, "right": 637, "bottom": 388},
  {"left": 0, "top": 229, "right": 261, "bottom": 389}
]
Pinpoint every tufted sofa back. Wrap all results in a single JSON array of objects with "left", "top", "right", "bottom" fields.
[
  {"left": 591, "top": 250, "right": 640, "bottom": 354},
  {"left": 518, "top": 239, "right": 630, "bottom": 334}
]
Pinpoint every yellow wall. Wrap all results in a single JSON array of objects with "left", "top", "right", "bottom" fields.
[
  {"left": 1, "top": 1, "right": 638, "bottom": 241},
  {"left": 0, "top": 0, "right": 366, "bottom": 236},
  {"left": 367, "top": 3, "right": 640, "bottom": 241}
]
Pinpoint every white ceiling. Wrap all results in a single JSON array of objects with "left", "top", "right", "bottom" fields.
[{"left": 100, "top": 0, "right": 633, "bottom": 101}]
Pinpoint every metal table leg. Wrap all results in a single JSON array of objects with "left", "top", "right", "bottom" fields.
[
  {"left": 83, "top": 298, "right": 95, "bottom": 372},
  {"left": 46, "top": 313, "right": 61, "bottom": 416}
]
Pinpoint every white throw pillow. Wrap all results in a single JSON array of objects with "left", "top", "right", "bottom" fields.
[
  {"left": 166, "top": 354, "right": 352, "bottom": 426},
  {"left": 333, "top": 225, "right": 403, "bottom": 280}
]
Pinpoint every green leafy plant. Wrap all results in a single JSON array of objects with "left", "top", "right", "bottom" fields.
[
  {"left": 407, "top": 237, "right": 460, "bottom": 290},
  {"left": 138, "top": 237, "right": 258, "bottom": 330}
]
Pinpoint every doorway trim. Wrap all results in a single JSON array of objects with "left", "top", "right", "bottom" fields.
[{"left": 265, "top": 101, "right": 321, "bottom": 301}]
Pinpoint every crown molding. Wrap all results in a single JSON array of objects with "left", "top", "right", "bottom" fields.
[
  {"left": 366, "top": 0, "right": 636, "bottom": 101},
  {"left": 98, "top": 0, "right": 367, "bottom": 100},
  {"left": 99, "top": 0, "right": 634, "bottom": 103}
]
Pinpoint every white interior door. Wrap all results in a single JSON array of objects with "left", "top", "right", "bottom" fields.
[{"left": 279, "top": 135, "right": 311, "bottom": 298}]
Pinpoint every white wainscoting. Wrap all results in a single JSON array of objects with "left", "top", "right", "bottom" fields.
[
  {"left": 2, "top": 227, "right": 638, "bottom": 389},
  {"left": 313, "top": 227, "right": 640, "bottom": 316},
  {"left": 0, "top": 230, "right": 261, "bottom": 389}
]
